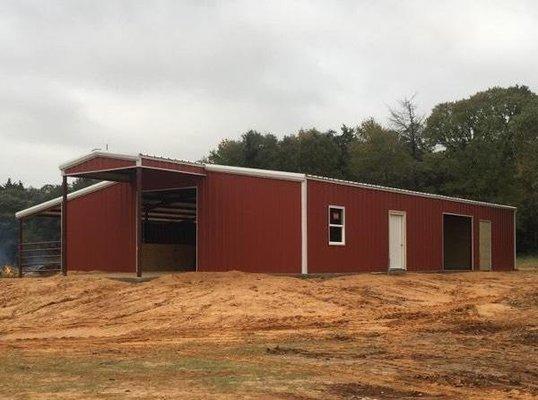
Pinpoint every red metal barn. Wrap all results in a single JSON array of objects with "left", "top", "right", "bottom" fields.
[{"left": 15, "top": 152, "right": 516, "bottom": 276}]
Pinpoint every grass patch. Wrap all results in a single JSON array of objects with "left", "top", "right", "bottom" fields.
[
  {"left": 0, "top": 347, "right": 311, "bottom": 398},
  {"left": 517, "top": 254, "right": 538, "bottom": 270}
]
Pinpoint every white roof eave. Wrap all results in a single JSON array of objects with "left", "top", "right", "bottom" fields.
[
  {"left": 204, "top": 163, "right": 306, "bottom": 182},
  {"left": 49, "top": 151, "right": 516, "bottom": 212},
  {"left": 59, "top": 151, "right": 140, "bottom": 171},
  {"left": 306, "top": 175, "right": 516, "bottom": 210},
  {"left": 15, "top": 181, "right": 117, "bottom": 219}
]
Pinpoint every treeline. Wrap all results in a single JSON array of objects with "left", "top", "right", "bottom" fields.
[
  {"left": 0, "top": 179, "right": 94, "bottom": 265},
  {"left": 0, "top": 85, "right": 536, "bottom": 265},
  {"left": 206, "top": 86, "right": 538, "bottom": 254}
]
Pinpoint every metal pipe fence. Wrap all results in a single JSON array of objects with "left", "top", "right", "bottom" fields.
[{"left": 18, "top": 240, "right": 61, "bottom": 276}]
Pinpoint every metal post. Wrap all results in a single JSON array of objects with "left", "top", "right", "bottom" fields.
[
  {"left": 61, "top": 175, "right": 68, "bottom": 276},
  {"left": 136, "top": 167, "right": 142, "bottom": 278},
  {"left": 18, "top": 219, "right": 23, "bottom": 278}
]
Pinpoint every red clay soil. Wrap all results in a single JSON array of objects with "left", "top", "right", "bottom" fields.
[{"left": 0, "top": 271, "right": 536, "bottom": 399}]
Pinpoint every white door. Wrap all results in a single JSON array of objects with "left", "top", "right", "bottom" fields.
[{"left": 389, "top": 212, "right": 406, "bottom": 270}]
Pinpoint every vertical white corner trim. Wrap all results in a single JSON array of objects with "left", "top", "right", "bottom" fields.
[{"left": 301, "top": 179, "right": 308, "bottom": 274}]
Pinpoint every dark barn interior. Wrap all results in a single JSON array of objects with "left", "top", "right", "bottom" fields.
[
  {"left": 141, "top": 187, "right": 197, "bottom": 271},
  {"left": 443, "top": 214, "right": 472, "bottom": 270}
]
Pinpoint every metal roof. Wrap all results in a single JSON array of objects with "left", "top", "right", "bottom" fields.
[
  {"left": 18, "top": 150, "right": 516, "bottom": 218},
  {"left": 306, "top": 175, "right": 516, "bottom": 210},
  {"left": 15, "top": 181, "right": 116, "bottom": 219}
]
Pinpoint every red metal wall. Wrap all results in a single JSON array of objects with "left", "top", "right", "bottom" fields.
[
  {"left": 141, "top": 169, "right": 202, "bottom": 191},
  {"left": 62, "top": 165, "right": 514, "bottom": 274},
  {"left": 307, "top": 179, "right": 515, "bottom": 273},
  {"left": 67, "top": 182, "right": 136, "bottom": 272},
  {"left": 64, "top": 156, "right": 135, "bottom": 175},
  {"left": 141, "top": 157, "right": 206, "bottom": 175},
  {"left": 197, "top": 171, "right": 302, "bottom": 273}
]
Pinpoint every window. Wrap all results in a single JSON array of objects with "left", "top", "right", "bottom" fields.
[{"left": 328, "top": 206, "right": 345, "bottom": 245}]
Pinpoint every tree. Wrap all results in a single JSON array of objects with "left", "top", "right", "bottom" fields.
[
  {"left": 201, "top": 85, "right": 537, "bottom": 253},
  {"left": 511, "top": 102, "right": 538, "bottom": 252},
  {"left": 205, "top": 138, "right": 245, "bottom": 166},
  {"left": 348, "top": 119, "right": 414, "bottom": 188},
  {"left": 206, "top": 128, "right": 344, "bottom": 178},
  {"left": 295, "top": 129, "right": 341, "bottom": 177},
  {"left": 0, "top": 178, "right": 98, "bottom": 265},
  {"left": 424, "top": 85, "right": 538, "bottom": 253},
  {"left": 424, "top": 86, "right": 532, "bottom": 200},
  {"left": 389, "top": 95, "right": 427, "bottom": 160},
  {"left": 333, "top": 125, "right": 355, "bottom": 179},
  {"left": 205, "top": 130, "right": 280, "bottom": 170}
]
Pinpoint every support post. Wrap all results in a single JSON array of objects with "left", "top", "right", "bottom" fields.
[
  {"left": 18, "top": 219, "right": 23, "bottom": 278},
  {"left": 61, "top": 175, "right": 68, "bottom": 276},
  {"left": 136, "top": 167, "right": 142, "bottom": 277}
]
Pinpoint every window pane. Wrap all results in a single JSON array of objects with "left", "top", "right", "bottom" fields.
[
  {"left": 330, "top": 226, "right": 343, "bottom": 243},
  {"left": 330, "top": 208, "right": 343, "bottom": 225}
]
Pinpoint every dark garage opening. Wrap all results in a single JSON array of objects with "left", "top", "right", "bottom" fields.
[
  {"left": 443, "top": 214, "right": 472, "bottom": 270},
  {"left": 141, "top": 187, "right": 197, "bottom": 272}
]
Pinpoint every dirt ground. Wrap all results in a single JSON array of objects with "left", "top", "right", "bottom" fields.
[{"left": 0, "top": 270, "right": 536, "bottom": 399}]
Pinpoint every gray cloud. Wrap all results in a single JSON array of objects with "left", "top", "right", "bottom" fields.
[{"left": 0, "top": 0, "right": 537, "bottom": 186}]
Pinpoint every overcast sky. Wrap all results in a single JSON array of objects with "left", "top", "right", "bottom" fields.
[{"left": 0, "top": 0, "right": 536, "bottom": 186}]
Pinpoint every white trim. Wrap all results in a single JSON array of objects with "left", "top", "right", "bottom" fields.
[
  {"left": 59, "top": 151, "right": 139, "bottom": 171},
  {"left": 65, "top": 166, "right": 136, "bottom": 177},
  {"left": 307, "top": 175, "right": 516, "bottom": 210},
  {"left": 64, "top": 164, "right": 205, "bottom": 179},
  {"left": 140, "top": 154, "right": 204, "bottom": 168},
  {"left": 328, "top": 205, "right": 345, "bottom": 246},
  {"left": 140, "top": 166, "right": 206, "bottom": 176},
  {"left": 442, "top": 212, "right": 474, "bottom": 271},
  {"left": 145, "top": 217, "right": 192, "bottom": 223},
  {"left": 388, "top": 210, "right": 407, "bottom": 270},
  {"left": 58, "top": 151, "right": 515, "bottom": 211},
  {"left": 142, "top": 186, "right": 198, "bottom": 193},
  {"left": 60, "top": 186, "right": 65, "bottom": 271},
  {"left": 15, "top": 181, "right": 117, "bottom": 219},
  {"left": 443, "top": 212, "right": 473, "bottom": 218},
  {"left": 205, "top": 163, "right": 306, "bottom": 182},
  {"left": 301, "top": 180, "right": 308, "bottom": 274}
]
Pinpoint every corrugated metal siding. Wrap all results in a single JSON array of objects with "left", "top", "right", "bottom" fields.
[
  {"left": 307, "top": 179, "right": 514, "bottom": 273},
  {"left": 67, "top": 182, "right": 136, "bottom": 272},
  {"left": 62, "top": 166, "right": 514, "bottom": 274},
  {"left": 64, "top": 156, "right": 136, "bottom": 175},
  {"left": 141, "top": 169, "right": 203, "bottom": 191},
  {"left": 141, "top": 158, "right": 205, "bottom": 175},
  {"left": 198, "top": 171, "right": 302, "bottom": 273}
]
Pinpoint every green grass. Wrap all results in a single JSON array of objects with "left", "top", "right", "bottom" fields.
[
  {"left": 517, "top": 254, "right": 538, "bottom": 270},
  {"left": 0, "top": 347, "right": 312, "bottom": 399}
]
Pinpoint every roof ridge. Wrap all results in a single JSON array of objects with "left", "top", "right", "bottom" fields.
[{"left": 55, "top": 151, "right": 515, "bottom": 210}]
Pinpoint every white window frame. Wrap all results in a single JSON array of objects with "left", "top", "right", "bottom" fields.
[{"left": 328, "top": 205, "right": 345, "bottom": 246}]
